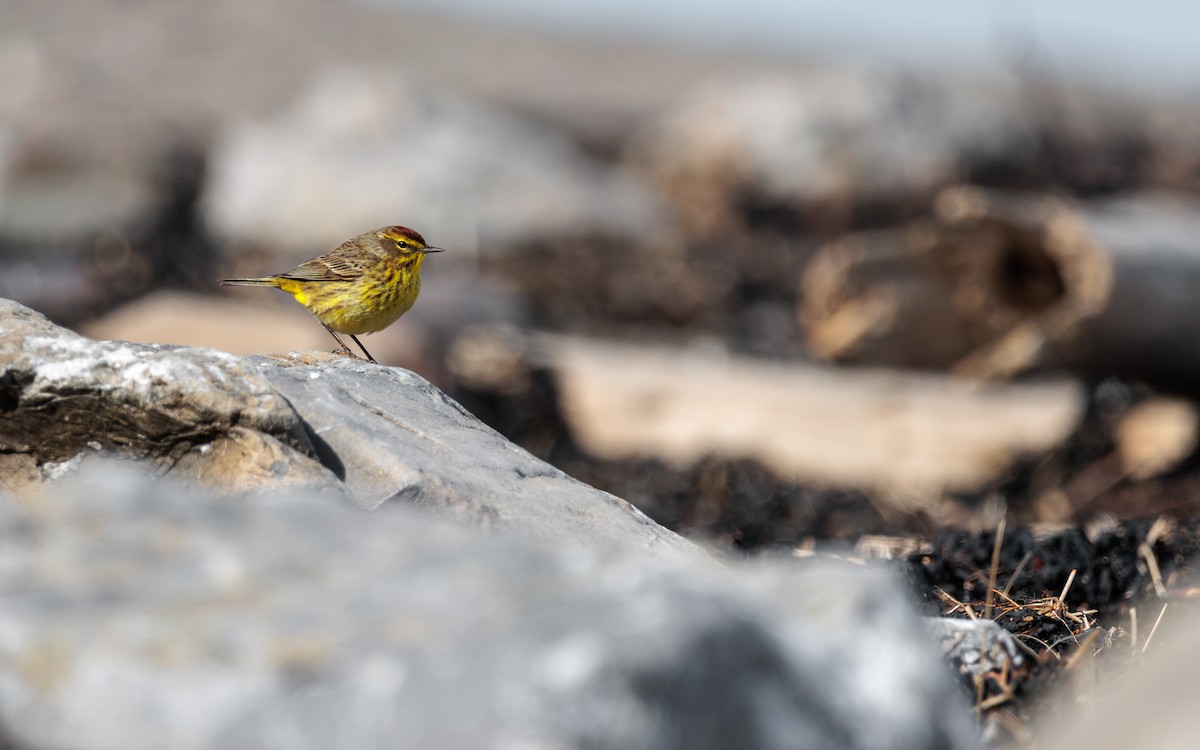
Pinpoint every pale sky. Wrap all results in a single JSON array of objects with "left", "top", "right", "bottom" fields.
[{"left": 373, "top": 0, "right": 1200, "bottom": 95}]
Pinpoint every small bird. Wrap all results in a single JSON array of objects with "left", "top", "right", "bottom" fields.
[{"left": 221, "top": 226, "right": 443, "bottom": 363}]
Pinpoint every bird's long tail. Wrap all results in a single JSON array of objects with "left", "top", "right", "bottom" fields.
[{"left": 219, "top": 277, "right": 281, "bottom": 287}]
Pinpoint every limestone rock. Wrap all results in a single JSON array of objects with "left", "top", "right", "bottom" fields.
[
  {"left": 0, "top": 298, "right": 329, "bottom": 495},
  {"left": 0, "top": 465, "right": 977, "bottom": 750},
  {"left": 251, "top": 354, "right": 685, "bottom": 556},
  {"left": 0, "top": 298, "right": 695, "bottom": 559}
]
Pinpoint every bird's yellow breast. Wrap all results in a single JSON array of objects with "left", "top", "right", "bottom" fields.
[{"left": 276, "top": 255, "right": 425, "bottom": 335}]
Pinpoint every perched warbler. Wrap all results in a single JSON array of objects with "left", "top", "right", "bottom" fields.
[{"left": 220, "top": 226, "right": 443, "bottom": 363}]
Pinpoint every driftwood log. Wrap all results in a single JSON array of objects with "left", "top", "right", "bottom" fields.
[
  {"left": 801, "top": 186, "right": 1200, "bottom": 392},
  {"left": 533, "top": 335, "right": 1083, "bottom": 500}
]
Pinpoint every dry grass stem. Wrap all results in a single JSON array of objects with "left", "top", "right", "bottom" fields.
[
  {"left": 1064, "top": 628, "right": 1102, "bottom": 671},
  {"left": 1002, "top": 551, "right": 1033, "bottom": 598},
  {"left": 1129, "top": 607, "right": 1137, "bottom": 655},
  {"left": 1138, "top": 541, "right": 1167, "bottom": 598},
  {"left": 1142, "top": 603, "right": 1168, "bottom": 655}
]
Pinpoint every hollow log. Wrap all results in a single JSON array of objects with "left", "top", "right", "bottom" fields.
[{"left": 801, "top": 187, "right": 1200, "bottom": 392}]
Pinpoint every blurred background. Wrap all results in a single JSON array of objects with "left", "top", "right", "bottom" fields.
[{"left": 4, "top": 0, "right": 1200, "bottom": 549}]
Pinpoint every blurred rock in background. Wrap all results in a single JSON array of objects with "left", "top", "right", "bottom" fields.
[
  {"left": 627, "top": 71, "right": 1035, "bottom": 238},
  {"left": 203, "top": 69, "right": 666, "bottom": 253}
]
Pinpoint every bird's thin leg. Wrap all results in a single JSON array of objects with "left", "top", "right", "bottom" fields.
[
  {"left": 348, "top": 335, "right": 378, "bottom": 364},
  {"left": 321, "top": 325, "right": 360, "bottom": 359}
]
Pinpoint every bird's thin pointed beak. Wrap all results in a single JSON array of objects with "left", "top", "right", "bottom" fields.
[{"left": 422, "top": 247, "right": 446, "bottom": 254}]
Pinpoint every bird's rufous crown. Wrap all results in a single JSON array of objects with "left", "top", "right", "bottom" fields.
[{"left": 380, "top": 226, "right": 427, "bottom": 246}]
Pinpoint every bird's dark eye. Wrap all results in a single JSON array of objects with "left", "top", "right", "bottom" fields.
[{"left": 396, "top": 240, "right": 409, "bottom": 249}]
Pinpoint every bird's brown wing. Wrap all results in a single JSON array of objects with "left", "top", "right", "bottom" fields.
[{"left": 279, "top": 252, "right": 365, "bottom": 282}]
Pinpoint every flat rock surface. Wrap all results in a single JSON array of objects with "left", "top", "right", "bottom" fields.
[{"left": 253, "top": 352, "right": 690, "bottom": 556}]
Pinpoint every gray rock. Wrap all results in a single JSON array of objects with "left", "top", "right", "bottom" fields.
[
  {"left": 930, "top": 617, "right": 1034, "bottom": 675},
  {"left": 0, "top": 298, "right": 332, "bottom": 493},
  {"left": 0, "top": 298, "right": 696, "bottom": 560},
  {"left": 252, "top": 353, "right": 688, "bottom": 557},
  {"left": 0, "top": 465, "right": 978, "bottom": 750}
]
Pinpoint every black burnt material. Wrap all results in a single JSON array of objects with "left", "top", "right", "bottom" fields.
[
  {"left": 906, "top": 520, "right": 1200, "bottom": 622},
  {"left": 905, "top": 519, "right": 1200, "bottom": 739}
]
